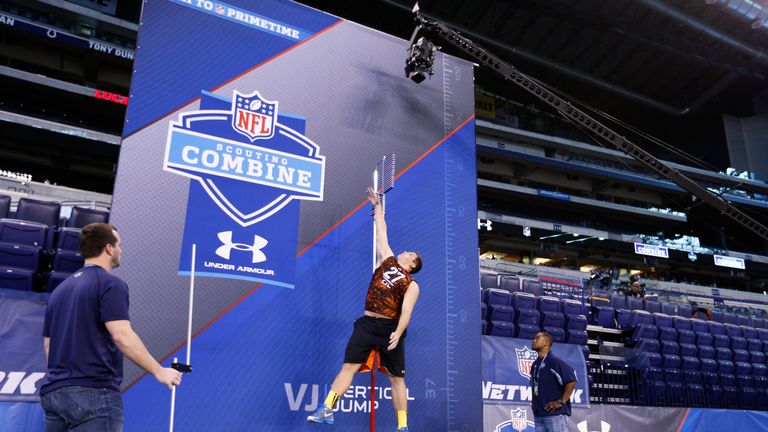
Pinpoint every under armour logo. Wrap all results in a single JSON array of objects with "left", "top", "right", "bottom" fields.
[
  {"left": 215, "top": 231, "right": 268, "bottom": 263},
  {"left": 577, "top": 420, "right": 610, "bottom": 432},
  {"left": 478, "top": 218, "right": 493, "bottom": 231}
]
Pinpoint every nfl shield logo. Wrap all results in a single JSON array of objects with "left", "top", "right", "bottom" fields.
[
  {"left": 515, "top": 346, "right": 537, "bottom": 379},
  {"left": 510, "top": 408, "right": 528, "bottom": 432},
  {"left": 232, "top": 90, "right": 278, "bottom": 141}
]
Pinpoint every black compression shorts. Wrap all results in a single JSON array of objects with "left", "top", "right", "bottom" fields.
[{"left": 343, "top": 315, "right": 407, "bottom": 377}]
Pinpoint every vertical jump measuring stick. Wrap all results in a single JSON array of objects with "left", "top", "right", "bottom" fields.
[
  {"left": 169, "top": 243, "right": 196, "bottom": 432},
  {"left": 370, "top": 155, "right": 396, "bottom": 432}
]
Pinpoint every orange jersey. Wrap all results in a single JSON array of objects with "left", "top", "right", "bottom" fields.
[{"left": 365, "top": 256, "right": 414, "bottom": 319}]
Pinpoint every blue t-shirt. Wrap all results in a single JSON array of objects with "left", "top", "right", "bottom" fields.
[
  {"left": 40, "top": 265, "right": 130, "bottom": 394},
  {"left": 530, "top": 351, "right": 577, "bottom": 417}
]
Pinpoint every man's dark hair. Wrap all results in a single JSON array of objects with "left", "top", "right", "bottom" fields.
[
  {"left": 540, "top": 331, "right": 553, "bottom": 348},
  {"left": 79, "top": 223, "right": 118, "bottom": 258},
  {"left": 410, "top": 252, "right": 423, "bottom": 274}
]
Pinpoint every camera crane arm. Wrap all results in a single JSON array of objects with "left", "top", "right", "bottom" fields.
[{"left": 409, "top": 9, "right": 768, "bottom": 241}]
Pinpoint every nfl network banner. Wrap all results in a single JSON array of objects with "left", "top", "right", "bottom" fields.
[
  {"left": 481, "top": 336, "right": 588, "bottom": 406},
  {"left": 164, "top": 90, "right": 325, "bottom": 288}
]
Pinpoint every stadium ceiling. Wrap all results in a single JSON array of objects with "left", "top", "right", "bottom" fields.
[{"left": 299, "top": 0, "right": 768, "bottom": 166}]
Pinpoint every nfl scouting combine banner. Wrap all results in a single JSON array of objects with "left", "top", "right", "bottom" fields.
[{"left": 111, "top": 0, "right": 479, "bottom": 431}]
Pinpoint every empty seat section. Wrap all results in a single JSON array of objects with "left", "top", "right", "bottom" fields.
[
  {"left": 561, "top": 299, "right": 585, "bottom": 316},
  {"left": 610, "top": 293, "right": 627, "bottom": 311},
  {"left": 630, "top": 310, "right": 652, "bottom": 327},
  {"left": 55, "top": 227, "right": 82, "bottom": 252},
  {"left": 565, "top": 329, "right": 587, "bottom": 345},
  {"left": 708, "top": 321, "right": 725, "bottom": 335},
  {"left": 694, "top": 332, "right": 713, "bottom": 347},
  {"left": 741, "top": 326, "right": 757, "bottom": 340},
  {"left": 628, "top": 296, "right": 644, "bottom": 311},
  {"left": 645, "top": 299, "right": 661, "bottom": 314},
  {"left": 565, "top": 314, "right": 587, "bottom": 331},
  {"left": 724, "top": 324, "right": 742, "bottom": 338},
  {"left": 0, "top": 267, "right": 35, "bottom": 290},
  {"left": 677, "top": 304, "right": 692, "bottom": 318},
  {"left": 0, "top": 243, "right": 40, "bottom": 271},
  {"left": 488, "top": 321, "right": 515, "bottom": 337},
  {"left": 710, "top": 309, "right": 725, "bottom": 323},
  {"left": 537, "top": 296, "right": 561, "bottom": 313},
  {"left": 511, "top": 292, "right": 536, "bottom": 310},
  {"left": 737, "top": 315, "right": 751, "bottom": 327},
  {"left": 516, "top": 324, "right": 540, "bottom": 339},
  {"left": 690, "top": 319, "right": 708, "bottom": 334},
  {"left": 592, "top": 305, "right": 615, "bottom": 329},
  {"left": 658, "top": 327, "right": 677, "bottom": 342},
  {"left": 723, "top": 312, "right": 738, "bottom": 325},
  {"left": 52, "top": 250, "right": 84, "bottom": 273},
  {"left": 66, "top": 206, "right": 109, "bottom": 228},
  {"left": 16, "top": 198, "right": 60, "bottom": 228},
  {"left": 0, "top": 195, "right": 9, "bottom": 219},
  {"left": 677, "top": 329, "right": 695, "bottom": 345},
  {"left": 713, "top": 334, "right": 730, "bottom": 348},
  {"left": 499, "top": 274, "right": 520, "bottom": 293},
  {"left": 661, "top": 302, "right": 676, "bottom": 316},
  {"left": 545, "top": 327, "right": 565, "bottom": 342},
  {"left": 747, "top": 338, "right": 763, "bottom": 352},
  {"left": 652, "top": 313, "right": 673, "bottom": 328},
  {"left": 521, "top": 279, "right": 543, "bottom": 296},
  {"left": 673, "top": 316, "right": 691, "bottom": 331},
  {"left": 698, "top": 346, "right": 715, "bottom": 359},
  {"left": 485, "top": 289, "right": 512, "bottom": 306},
  {"left": 480, "top": 273, "right": 499, "bottom": 290},
  {"left": 488, "top": 305, "right": 514, "bottom": 323},
  {"left": 0, "top": 219, "right": 47, "bottom": 248},
  {"left": 515, "top": 309, "right": 540, "bottom": 326}
]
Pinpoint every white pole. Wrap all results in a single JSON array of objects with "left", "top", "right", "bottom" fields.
[
  {"left": 186, "top": 244, "right": 196, "bottom": 365},
  {"left": 169, "top": 357, "right": 178, "bottom": 432},
  {"left": 372, "top": 170, "right": 378, "bottom": 271}
]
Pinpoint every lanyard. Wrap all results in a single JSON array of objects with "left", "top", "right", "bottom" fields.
[{"left": 533, "top": 353, "right": 547, "bottom": 396}]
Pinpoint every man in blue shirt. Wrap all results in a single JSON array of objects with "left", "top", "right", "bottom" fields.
[
  {"left": 530, "top": 332, "right": 577, "bottom": 432},
  {"left": 41, "top": 223, "right": 182, "bottom": 432}
]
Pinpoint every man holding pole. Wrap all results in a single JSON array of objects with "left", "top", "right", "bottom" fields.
[
  {"left": 40, "top": 223, "right": 181, "bottom": 431},
  {"left": 308, "top": 187, "right": 422, "bottom": 432}
]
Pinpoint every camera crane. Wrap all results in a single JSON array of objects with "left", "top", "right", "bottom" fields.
[{"left": 406, "top": 5, "right": 768, "bottom": 241}]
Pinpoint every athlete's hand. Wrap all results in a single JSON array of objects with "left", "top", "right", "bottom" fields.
[
  {"left": 388, "top": 331, "right": 401, "bottom": 351},
  {"left": 366, "top": 187, "right": 381, "bottom": 206},
  {"left": 154, "top": 367, "right": 182, "bottom": 390}
]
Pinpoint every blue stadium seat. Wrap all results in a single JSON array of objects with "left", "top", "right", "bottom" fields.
[
  {"left": 658, "top": 327, "right": 677, "bottom": 342},
  {"left": 683, "top": 370, "right": 705, "bottom": 406},
  {"left": 560, "top": 299, "right": 585, "bottom": 316},
  {"left": 610, "top": 293, "right": 627, "bottom": 311},
  {"left": 480, "top": 303, "right": 487, "bottom": 321},
  {"left": 521, "top": 279, "right": 543, "bottom": 297},
  {"left": 749, "top": 351, "right": 766, "bottom": 364},
  {"left": 662, "top": 354, "right": 682, "bottom": 369},
  {"left": 723, "top": 312, "right": 738, "bottom": 325},
  {"left": 664, "top": 368, "right": 685, "bottom": 405},
  {"left": 66, "top": 206, "right": 109, "bottom": 228},
  {"left": 751, "top": 317, "right": 766, "bottom": 329},
  {"left": 699, "top": 358, "right": 717, "bottom": 371},
  {"left": 702, "top": 372, "right": 723, "bottom": 406},
  {"left": 661, "top": 302, "right": 676, "bottom": 316},
  {"left": 0, "top": 219, "right": 48, "bottom": 248},
  {"left": 732, "top": 349, "right": 749, "bottom": 363},
  {"left": 677, "top": 329, "right": 695, "bottom": 345},
  {"left": 737, "top": 314, "right": 751, "bottom": 327},
  {"left": 708, "top": 321, "right": 725, "bottom": 335},
  {"left": 485, "top": 288, "right": 511, "bottom": 306},
  {"left": 660, "top": 341, "right": 680, "bottom": 356},
  {"left": 636, "top": 338, "right": 661, "bottom": 353},
  {"left": 690, "top": 319, "right": 708, "bottom": 334},
  {"left": 681, "top": 356, "right": 700, "bottom": 371},
  {"left": 540, "top": 311, "right": 565, "bottom": 329},
  {"left": 564, "top": 314, "right": 587, "bottom": 331},
  {"left": 758, "top": 328, "right": 768, "bottom": 342},
  {"left": 537, "top": 296, "right": 561, "bottom": 313},
  {"left": 46, "top": 271, "right": 70, "bottom": 292},
  {"left": 628, "top": 324, "right": 658, "bottom": 346},
  {"left": 0, "top": 267, "right": 35, "bottom": 290},
  {"left": 730, "top": 336, "right": 747, "bottom": 351},
  {"left": 0, "top": 243, "right": 40, "bottom": 271},
  {"left": 580, "top": 345, "right": 590, "bottom": 361},
  {"left": 480, "top": 273, "right": 499, "bottom": 290},
  {"left": 488, "top": 321, "right": 515, "bottom": 337},
  {"left": 628, "top": 296, "right": 644, "bottom": 311},
  {"left": 52, "top": 250, "right": 84, "bottom": 273},
  {"left": 481, "top": 321, "right": 486, "bottom": 335},
  {"left": 565, "top": 329, "right": 587, "bottom": 345},
  {"left": 0, "top": 195, "right": 9, "bottom": 219},
  {"left": 677, "top": 304, "right": 692, "bottom": 318},
  {"left": 747, "top": 338, "right": 763, "bottom": 352},
  {"left": 718, "top": 360, "right": 735, "bottom": 375},
  {"left": 652, "top": 312, "right": 673, "bottom": 328},
  {"left": 698, "top": 345, "right": 715, "bottom": 359},
  {"left": 694, "top": 332, "right": 713, "bottom": 347},
  {"left": 741, "top": 326, "right": 757, "bottom": 340},
  {"left": 499, "top": 274, "right": 520, "bottom": 293},
  {"left": 544, "top": 327, "right": 565, "bottom": 342},
  {"left": 720, "top": 374, "right": 737, "bottom": 407},
  {"left": 630, "top": 310, "right": 652, "bottom": 327},
  {"left": 616, "top": 309, "right": 632, "bottom": 329},
  {"left": 679, "top": 343, "right": 697, "bottom": 358},
  {"left": 715, "top": 347, "right": 732, "bottom": 361},
  {"left": 724, "top": 323, "right": 742, "bottom": 338},
  {"left": 514, "top": 309, "right": 540, "bottom": 326},
  {"left": 635, "top": 352, "right": 662, "bottom": 368},
  {"left": 515, "top": 324, "right": 540, "bottom": 339},
  {"left": 713, "top": 334, "right": 730, "bottom": 348},
  {"left": 710, "top": 309, "right": 725, "bottom": 323},
  {"left": 645, "top": 299, "right": 661, "bottom": 314},
  {"left": 753, "top": 363, "right": 768, "bottom": 376},
  {"left": 673, "top": 316, "right": 691, "bottom": 331},
  {"left": 511, "top": 292, "right": 536, "bottom": 310},
  {"left": 55, "top": 227, "right": 81, "bottom": 252},
  {"left": 488, "top": 305, "right": 514, "bottom": 323},
  {"left": 737, "top": 374, "right": 757, "bottom": 408},
  {"left": 16, "top": 198, "right": 60, "bottom": 228},
  {"left": 592, "top": 305, "right": 615, "bottom": 329}
]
